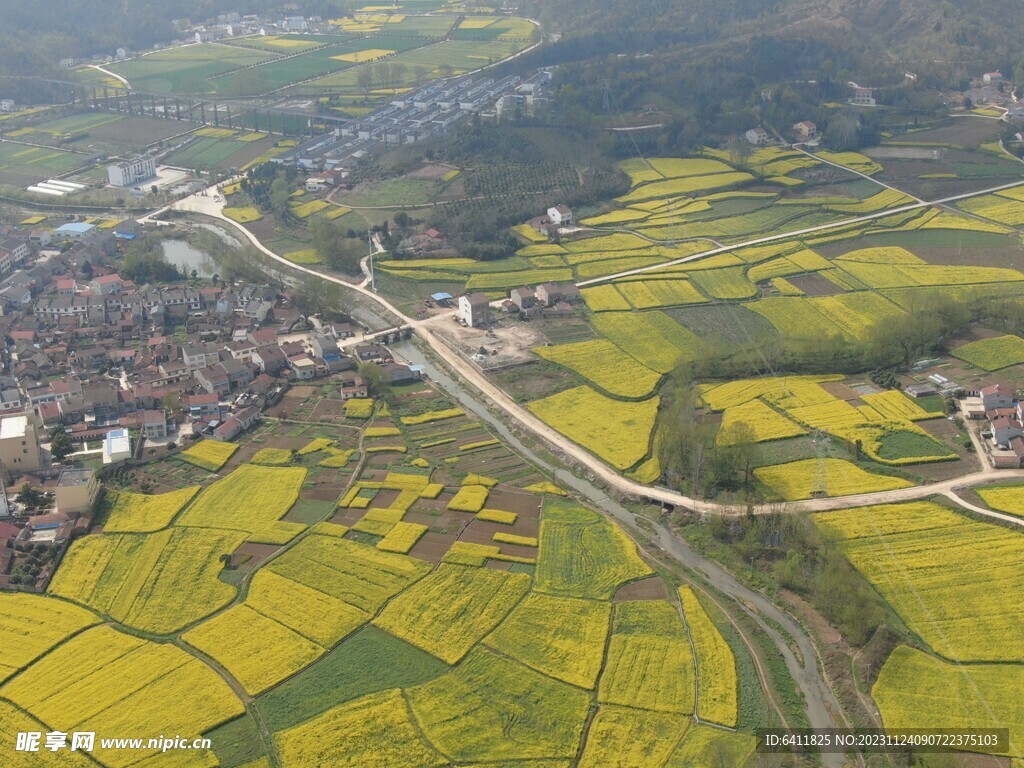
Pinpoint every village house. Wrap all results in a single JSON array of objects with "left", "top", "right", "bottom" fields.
[
  {"left": 546, "top": 204, "right": 573, "bottom": 227},
  {"left": 141, "top": 409, "right": 169, "bottom": 440},
  {"left": 745, "top": 127, "right": 770, "bottom": 145},
  {"left": 792, "top": 121, "right": 817, "bottom": 141},
  {"left": 212, "top": 406, "right": 260, "bottom": 442},
  {"left": 851, "top": 86, "right": 876, "bottom": 106},
  {"left": 535, "top": 283, "right": 581, "bottom": 308},
  {"left": 458, "top": 293, "right": 490, "bottom": 327},
  {"left": 185, "top": 393, "right": 221, "bottom": 422},
  {"left": 510, "top": 287, "right": 536, "bottom": 312}
]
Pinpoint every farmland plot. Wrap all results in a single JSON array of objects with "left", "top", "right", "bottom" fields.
[
  {"left": 679, "top": 586, "right": 738, "bottom": 727},
  {"left": 0, "top": 593, "right": 100, "bottom": 683},
  {"left": 373, "top": 563, "right": 530, "bottom": 663},
  {"left": 49, "top": 527, "right": 245, "bottom": 633},
  {"left": 592, "top": 311, "right": 705, "bottom": 373},
  {"left": 755, "top": 458, "right": 912, "bottom": 500},
  {"left": 536, "top": 499, "right": 652, "bottom": 599},
  {"left": 815, "top": 502, "right": 1024, "bottom": 661},
  {"left": 484, "top": 593, "right": 611, "bottom": 688},
  {"left": 177, "top": 464, "right": 306, "bottom": 543},
  {"left": 952, "top": 334, "right": 1024, "bottom": 370},
  {"left": 102, "top": 486, "right": 200, "bottom": 533},
  {"left": 874, "top": 645, "right": 1024, "bottom": 757},
  {"left": 406, "top": 647, "right": 591, "bottom": 762},
  {"left": 1, "top": 626, "right": 243, "bottom": 768},
  {"left": 527, "top": 386, "right": 659, "bottom": 471},
  {"left": 598, "top": 600, "right": 695, "bottom": 713},
  {"left": 533, "top": 339, "right": 662, "bottom": 398},
  {"left": 578, "top": 706, "right": 686, "bottom": 768}
]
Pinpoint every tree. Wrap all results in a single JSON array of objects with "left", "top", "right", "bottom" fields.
[
  {"left": 16, "top": 484, "right": 45, "bottom": 510},
  {"left": 269, "top": 172, "right": 292, "bottom": 221},
  {"left": 49, "top": 430, "right": 73, "bottom": 463},
  {"left": 358, "top": 361, "right": 390, "bottom": 397},
  {"left": 293, "top": 274, "right": 342, "bottom": 317}
]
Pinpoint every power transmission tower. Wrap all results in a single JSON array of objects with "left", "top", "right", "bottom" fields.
[{"left": 367, "top": 230, "right": 376, "bottom": 293}]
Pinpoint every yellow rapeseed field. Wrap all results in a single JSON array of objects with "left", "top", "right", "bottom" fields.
[
  {"left": 177, "top": 464, "right": 306, "bottom": 542},
  {"left": 717, "top": 399, "right": 806, "bottom": 444},
  {"left": 534, "top": 339, "right": 662, "bottom": 399},
  {"left": 953, "top": 334, "right": 1024, "bottom": 371},
  {"left": 0, "top": 593, "right": 99, "bottom": 683},
  {"left": 183, "top": 604, "right": 323, "bottom": 694},
  {"left": 477, "top": 508, "right": 517, "bottom": 524},
  {"left": 1, "top": 626, "right": 243, "bottom": 768},
  {"left": 50, "top": 527, "right": 246, "bottom": 633},
  {"left": 578, "top": 706, "right": 686, "bottom": 768},
  {"left": 344, "top": 398, "right": 375, "bottom": 418},
  {"left": 665, "top": 724, "right": 756, "bottom": 767},
  {"left": 528, "top": 386, "right": 659, "bottom": 471},
  {"left": 592, "top": 310, "right": 705, "bottom": 374},
  {"left": 861, "top": 390, "right": 943, "bottom": 420},
  {"left": 401, "top": 407, "right": 464, "bottom": 425},
  {"left": 977, "top": 484, "right": 1024, "bottom": 517},
  {"left": 267, "top": 534, "right": 431, "bottom": 615},
  {"left": 251, "top": 447, "right": 293, "bottom": 465},
  {"left": 755, "top": 458, "right": 912, "bottom": 500},
  {"left": 180, "top": 439, "right": 238, "bottom": 471},
  {"left": 276, "top": 688, "right": 447, "bottom": 768},
  {"left": 598, "top": 600, "right": 695, "bottom": 713},
  {"left": 484, "top": 593, "right": 611, "bottom": 688},
  {"left": 679, "top": 586, "right": 738, "bottom": 727},
  {"left": 245, "top": 569, "right": 367, "bottom": 646},
  {"left": 406, "top": 647, "right": 591, "bottom": 762},
  {"left": 873, "top": 645, "right": 1024, "bottom": 757},
  {"left": 581, "top": 284, "right": 632, "bottom": 311},
  {"left": 373, "top": 564, "right": 531, "bottom": 663},
  {"left": 223, "top": 206, "right": 263, "bottom": 223},
  {"left": 1, "top": 699, "right": 96, "bottom": 768},
  {"left": 376, "top": 521, "right": 428, "bottom": 553},
  {"left": 102, "top": 486, "right": 200, "bottom": 533},
  {"left": 815, "top": 502, "right": 1024, "bottom": 661},
  {"left": 447, "top": 484, "right": 490, "bottom": 512},
  {"left": 536, "top": 500, "right": 653, "bottom": 599}
]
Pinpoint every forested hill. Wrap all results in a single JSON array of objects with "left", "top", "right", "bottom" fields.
[
  {"left": 509, "top": 0, "right": 1024, "bottom": 156},
  {"left": 522, "top": 0, "right": 1024, "bottom": 79}
]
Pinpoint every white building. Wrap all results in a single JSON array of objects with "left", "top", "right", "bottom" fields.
[
  {"left": 0, "top": 414, "right": 40, "bottom": 472},
  {"left": 458, "top": 293, "right": 490, "bottom": 327},
  {"left": 745, "top": 127, "right": 770, "bottom": 145},
  {"left": 546, "top": 204, "right": 573, "bottom": 226},
  {"left": 0, "top": 100, "right": 15, "bottom": 113},
  {"left": 851, "top": 87, "right": 876, "bottom": 106},
  {"left": 107, "top": 155, "right": 157, "bottom": 187},
  {"left": 102, "top": 428, "right": 132, "bottom": 465}
]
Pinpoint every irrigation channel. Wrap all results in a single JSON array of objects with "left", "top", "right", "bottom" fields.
[{"left": 393, "top": 340, "right": 847, "bottom": 767}]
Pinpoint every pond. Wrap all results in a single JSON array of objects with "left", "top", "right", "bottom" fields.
[{"left": 161, "top": 240, "right": 217, "bottom": 278}]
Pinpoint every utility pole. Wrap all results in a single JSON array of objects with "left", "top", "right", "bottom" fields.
[{"left": 368, "top": 229, "right": 376, "bottom": 293}]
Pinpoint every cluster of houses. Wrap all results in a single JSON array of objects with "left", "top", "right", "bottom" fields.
[
  {"left": 271, "top": 71, "right": 551, "bottom": 173},
  {"left": 0, "top": 215, "right": 430, "bottom": 457},
  {"left": 957, "top": 383, "right": 1024, "bottom": 467},
  {"left": 454, "top": 282, "right": 582, "bottom": 328}
]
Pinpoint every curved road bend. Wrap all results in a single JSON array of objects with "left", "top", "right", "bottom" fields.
[{"left": 167, "top": 186, "right": 1024, "bottom": 525}]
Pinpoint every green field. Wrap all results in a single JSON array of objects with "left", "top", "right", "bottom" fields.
[
  {"left": 166, "top": 134, "right": 277, "bottom": 170},
  {"left": 108, "top": 43, "right": 277, "bottom": 93}
]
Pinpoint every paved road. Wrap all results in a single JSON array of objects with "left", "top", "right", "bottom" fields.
[{"left": 87, "top": 64, "right": 131, "bottom": 89}]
